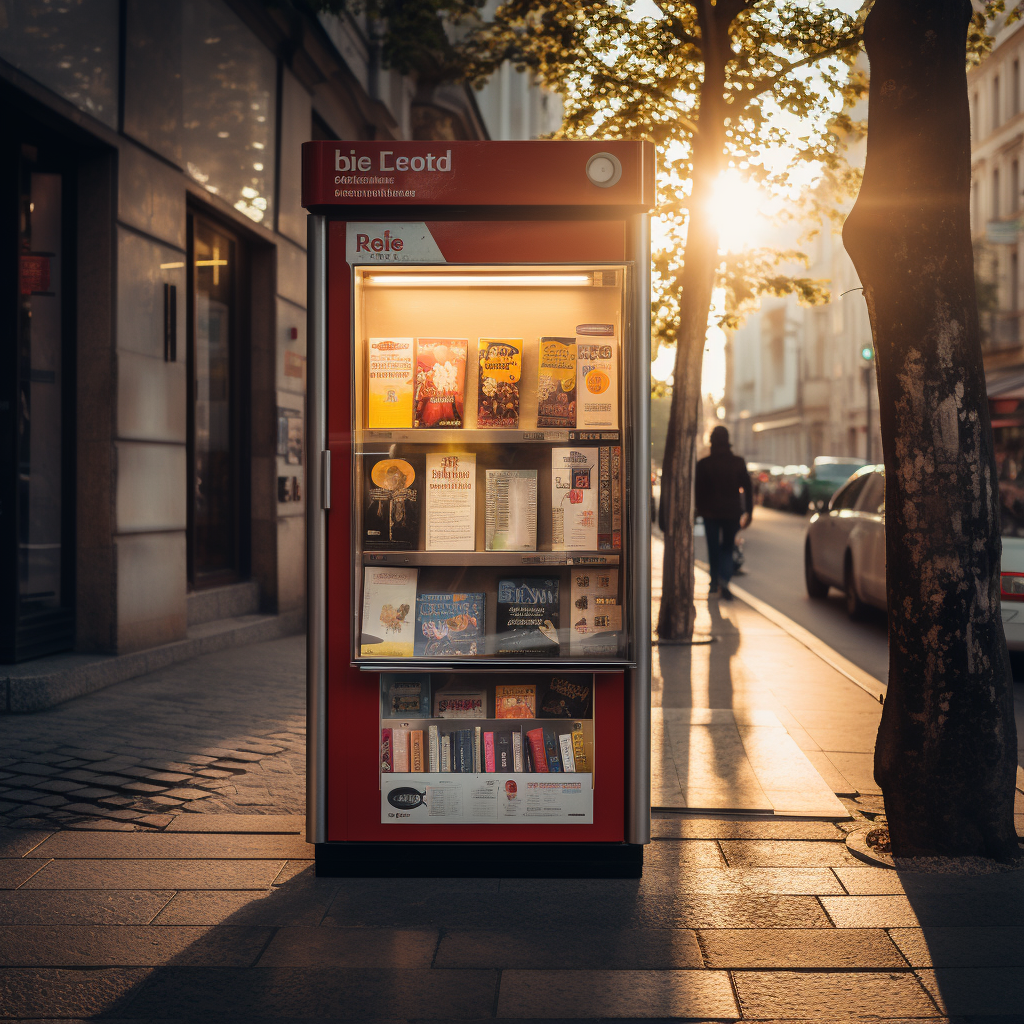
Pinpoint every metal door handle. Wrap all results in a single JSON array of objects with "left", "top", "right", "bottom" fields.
[{"left": 321, "top": 450, "right": 331, "bottom": 509}]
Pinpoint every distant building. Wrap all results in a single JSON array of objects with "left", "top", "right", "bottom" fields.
[{"left": 0, "top": 1, "right": 553, "bottom": 671}]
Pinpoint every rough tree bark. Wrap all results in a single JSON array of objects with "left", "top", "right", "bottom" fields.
[
  {"left": 657, "top": 0, "right": 731, "bottom": 640},
  {"left": 843, "top": 0, "right": 1020, "bottom": 860}
]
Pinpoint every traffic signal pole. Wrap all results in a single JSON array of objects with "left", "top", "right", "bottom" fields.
[{"left": 861, "top": 345, "right": 874, "bottom": 463}]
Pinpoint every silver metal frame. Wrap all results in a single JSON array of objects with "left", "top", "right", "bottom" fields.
[
  {"left": 306, "top": 215, "right": 328, "bottom": 843},
  {"left": 625, "top": 212, "right": 652, "bottom": 845}
]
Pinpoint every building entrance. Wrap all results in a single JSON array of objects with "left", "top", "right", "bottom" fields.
[{"left": 1, "top": 137, "right": 76, "bottom": 662}]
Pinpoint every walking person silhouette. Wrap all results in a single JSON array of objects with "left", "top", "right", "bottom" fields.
[{"left": 695, "top": 425, "right": 752, "bottom": 601}]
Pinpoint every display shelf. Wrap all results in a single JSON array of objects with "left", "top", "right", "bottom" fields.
[
  {"left": 356, "top": 428, "right": 621, "bottom": 445},
  {"left": 360, "top": 658, "right": 633, "bottom": 672},
  {"left": 363, "top": 551, "right": 621, "bottom": 566}
]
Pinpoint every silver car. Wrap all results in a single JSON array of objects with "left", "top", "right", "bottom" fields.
[{"left": 804, "top": 463, "right": 1024, "bottom": 648}]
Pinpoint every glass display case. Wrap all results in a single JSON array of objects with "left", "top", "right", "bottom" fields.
[{"left": 351, "top": 263, "right": 632, "bottom": 670}]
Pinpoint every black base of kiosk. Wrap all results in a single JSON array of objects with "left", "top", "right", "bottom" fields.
[{"left": 315, "top": 841, "right": 643, "bottom": 878}]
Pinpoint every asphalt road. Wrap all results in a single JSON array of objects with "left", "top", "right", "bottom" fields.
[{"left": 728, "top": 506, "right": 892, "bottom": 684}]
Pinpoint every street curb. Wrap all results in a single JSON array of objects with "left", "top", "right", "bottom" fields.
[{"left": 726, "top": 580, "right": 888, "bottom": 705}]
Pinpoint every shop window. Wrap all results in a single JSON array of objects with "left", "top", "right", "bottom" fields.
[
  {"left": 1, "top": 140, "right": 76, "bottom": 662},
  {"left": 181, "top": 0, "right": 277, "bottom": 226},
  {"left": 0, "top": 0, "right": 118, "bottom": 129}
]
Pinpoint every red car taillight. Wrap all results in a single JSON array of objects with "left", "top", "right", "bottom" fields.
[{"left": 1000, "top": 572, "right": 1024, "bottom": 601}]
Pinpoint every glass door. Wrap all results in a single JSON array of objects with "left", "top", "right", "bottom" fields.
[
  {"left": 187, "top": 213, "right": 243, "bottom": 587},
  {"left": 0, "top": 140, "right": 75, "bottom": 662}
]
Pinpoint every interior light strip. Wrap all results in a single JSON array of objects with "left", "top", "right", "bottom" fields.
[{"left": 365, "top": 274, "right": 591, "bottom": 287}]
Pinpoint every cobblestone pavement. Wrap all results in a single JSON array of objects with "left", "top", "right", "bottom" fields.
[{"left": 0, "top": 636, "right": 305, "bottom": 831}]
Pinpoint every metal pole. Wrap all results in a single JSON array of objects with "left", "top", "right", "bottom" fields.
[
  {"left": 306, "top": 214, "right": 328, "bottom": 844},
  {"left": 865, "top": 364, "right": 872, "bottom": 463},
  {"left": 626, "top": 212, "right": 652, "bottom": 846}
]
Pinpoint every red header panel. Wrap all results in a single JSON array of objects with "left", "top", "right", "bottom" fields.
[{"left": 302, "top": 140, "right": 655, "bottom": 210}]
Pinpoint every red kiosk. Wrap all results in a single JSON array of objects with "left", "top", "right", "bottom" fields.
[{"left": 303, "top": 140, "right": 654, "bottom": 877}]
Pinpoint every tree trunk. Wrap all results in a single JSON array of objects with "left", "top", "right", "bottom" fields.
[
  {"left": 843, "top": 0, "right": 1020, "bottom": 861},
  {"left": 657, "top": 4, "right": 727, "bottom": 640}
]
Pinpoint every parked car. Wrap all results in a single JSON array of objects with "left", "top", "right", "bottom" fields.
[
  {"left": 791, "top": 456, "right": 867, "bottom": 513},
  {"left": 746, "top": 462, "right": 775, "bottom": 503},
  {"left": 803, "top": 464, "right": 1024, "bottom": 647},
  {"left": 763, "top": 464, "right": 809, "bottom": 511}
]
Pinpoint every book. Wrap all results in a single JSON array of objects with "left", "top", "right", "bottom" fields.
[
  {"left": 477, "top": 338, "right": 522, "bottom": 427},
  {"left": 425, "top": 452, "right": 476, "bottom": 551},
  {"left": 576, "top": 325, "right": 618, "bottom": 429},
  {"left": 526, "top": 727, "right": 549, "bottom": 773},
  {"left": 441, "top": 733, "right": 451, "bottom": 772},
  {"left": 485, "top": 470, "right": 537, "bottom": 551},
  {"left": 558, "top": 732, "right": 577, "bottom": 773},
  {"left": 416, "top": 594, "right": 485, "bottom": 657},
  {"left": 543, "top": 728, "right": 563, "bottom": 772},
  {"left": 512, "top": 729, "right": 524, "bottom": 772},
  {"left": 483, "top": 730, "right": 496, "bottom": 772},
  {"left": 382, "top": 673, "right": 430, "bottom": 718},
  {"left": 367, "top": 337, "right": 414, "bottom": 427},
  {"left": 538, "top": 675, "right": 593, "bottom": 719},
  {"left": 495, "top": 578, "right": 559, "bottom": 655},
  {"left": 432, "top": 679, "right": 487, "bottom": 717},
  {"left": 414, "top": 338, "right": 467, "bottom": 427},
  {"left": 393, "top": 728, "right": 410, "bottom": 772},
  {"left": 456, "top": 728, "right": 472, "bottom": 773},
  {"left": 571, "top": 723, "right": 589, "bottom": 772},
  {"left": 611, "top": 445, "right": 622, "bottom": 549},
  {"left": 598, "top": 447, "right": 612, "bottom": 551},
  {"left": 570, "top": 568, "right": 622, "bottom": 656},
  {"left": 360, "top": 567, "right": 418, "bottom": 657},
  {"left": 410, "top": 729, "right": 425, "bottom": 772},
  {"left": 494, "top": 682, "right": 537, "bottom": 719},
  {"left": 364, "top": 457, "right": 420, "bottom": 550},
  {"left": 428, "top": 724, "right": 440, "bottom": 772},
  {"left": 473, "top": 726, "right": 482, "bottom": 773},
  {"left": 381, "top": 728, "right": 393, "bottom": 773},
  {"left": 495, "top": 730, "right": 513, "bottom": 772},
  {"left": 551, "top": 447, "right": 598, "bottom": 550},
  {"left": 537, "top": 336, "right": 576, "bottom": 427}
]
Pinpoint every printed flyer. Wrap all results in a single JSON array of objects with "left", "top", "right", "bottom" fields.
[{"left": 425, "top": 452, "right": 476, "bottom": 550}]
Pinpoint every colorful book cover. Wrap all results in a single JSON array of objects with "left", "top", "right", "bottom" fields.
[
  {"left": 543, "top": 728, "right": 564, "bottom": 772},
  {"left": 571, "top": 724, "right": 589, "bottom": 773},
  {"left": 367, "top": 337, "right": 414, "bottom": 428},
  {"left": 610, "top": 445, "right": 622, "bottom": 549},
  {"left": 473, "top": 726, "right": 482, "bottom": 773},
  {"left": 597, "top": 446, "right": 612, "bottom": 551},
  {"left": 524, "top": 731, "right": 535, "bottom": 772},
  {"left": 558, "top": 732, "right": 577, "bottom": 773},
  {"left": 382, "top": 673, "right": 430, "bottom": 718},
  {"left": 495, "top": 730, "right": 513, "bottom": 772},
  {"left": 512, "top": 729, "right": 524, "bottom": 772},
  {"left": 428, "top": 724, "right": 439, "bottom": 772},
  {"left": 416, "top": 593, "right": 485, "bottom": 657},
  {"left": 484, "top": 730, "right": 496, "bottom": 771},
  {"left": 485, "top": 470, "right": 537, "bottom": 551},
  {"left": 380, "top": 728, "right": 393, "bottom": 773},
  {"left": 526, "top": 727, "right": 549, "bottom": 773},
  {"left": 536, "top": 336, "right": 576, "bottom": 427},
  {"left": 576, "top": 325, "right": 618, "bottom": 429},
  {"left": 393, "top": 728, "right": 410, "bottom": 772},
  {"left": 432, "top": 679, "right": 487, "bottom": 717},
  {"left": 425, "top": 452, "right": 476, "bottom": 551},
  {"left": 570, "top": 568, "right": 622, "bottom": 656},
  {"left": 495, "top": 682, "right": 537, "bottom": 719},
  {"left": 538, "top": 675, "right": 594, "bottom": 719},
  {"left": 551, "top": 447, "right": 598, "bottom": 550},
  {"left": 364, "top": 457, "right": 420, "bottom": 550},
  {"left": 495, "top": 578, "right": 559, "bottom": 655},
  {"left": 360, "top": 567, "right": 418, "bottom": 657},
  {"left": 413, "top": 338, "right": 467, "bottom": 427},
  {"left": 477, "top": 338, "right": 522, "bottom": 427},
  {"left": 410, "top": 730, "right": 424, "bottom": 772}
]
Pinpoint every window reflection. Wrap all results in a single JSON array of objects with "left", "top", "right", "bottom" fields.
[{"left": 182, "top": 0, "right": 276, "bottom": 224}]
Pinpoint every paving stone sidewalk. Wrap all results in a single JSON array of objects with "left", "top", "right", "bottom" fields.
[
  {"left": 1, "top": 601, "right": 1023, "bottom": 1019},
  {"left": 0, "top": 636, "right": 305, "bottom": 831}
]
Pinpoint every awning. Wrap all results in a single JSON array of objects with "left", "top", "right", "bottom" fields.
[{"left": 986, "top": 365, "right": 1024, "bottom": 399}]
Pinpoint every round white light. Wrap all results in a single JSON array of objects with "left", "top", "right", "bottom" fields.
[{"left": 586, "top": 152, "right": 622, "bottom": 188}]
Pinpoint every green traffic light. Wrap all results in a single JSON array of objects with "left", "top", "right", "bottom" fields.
[{"left": 861, "top": 345, "right": 874, "bottom": 362}]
